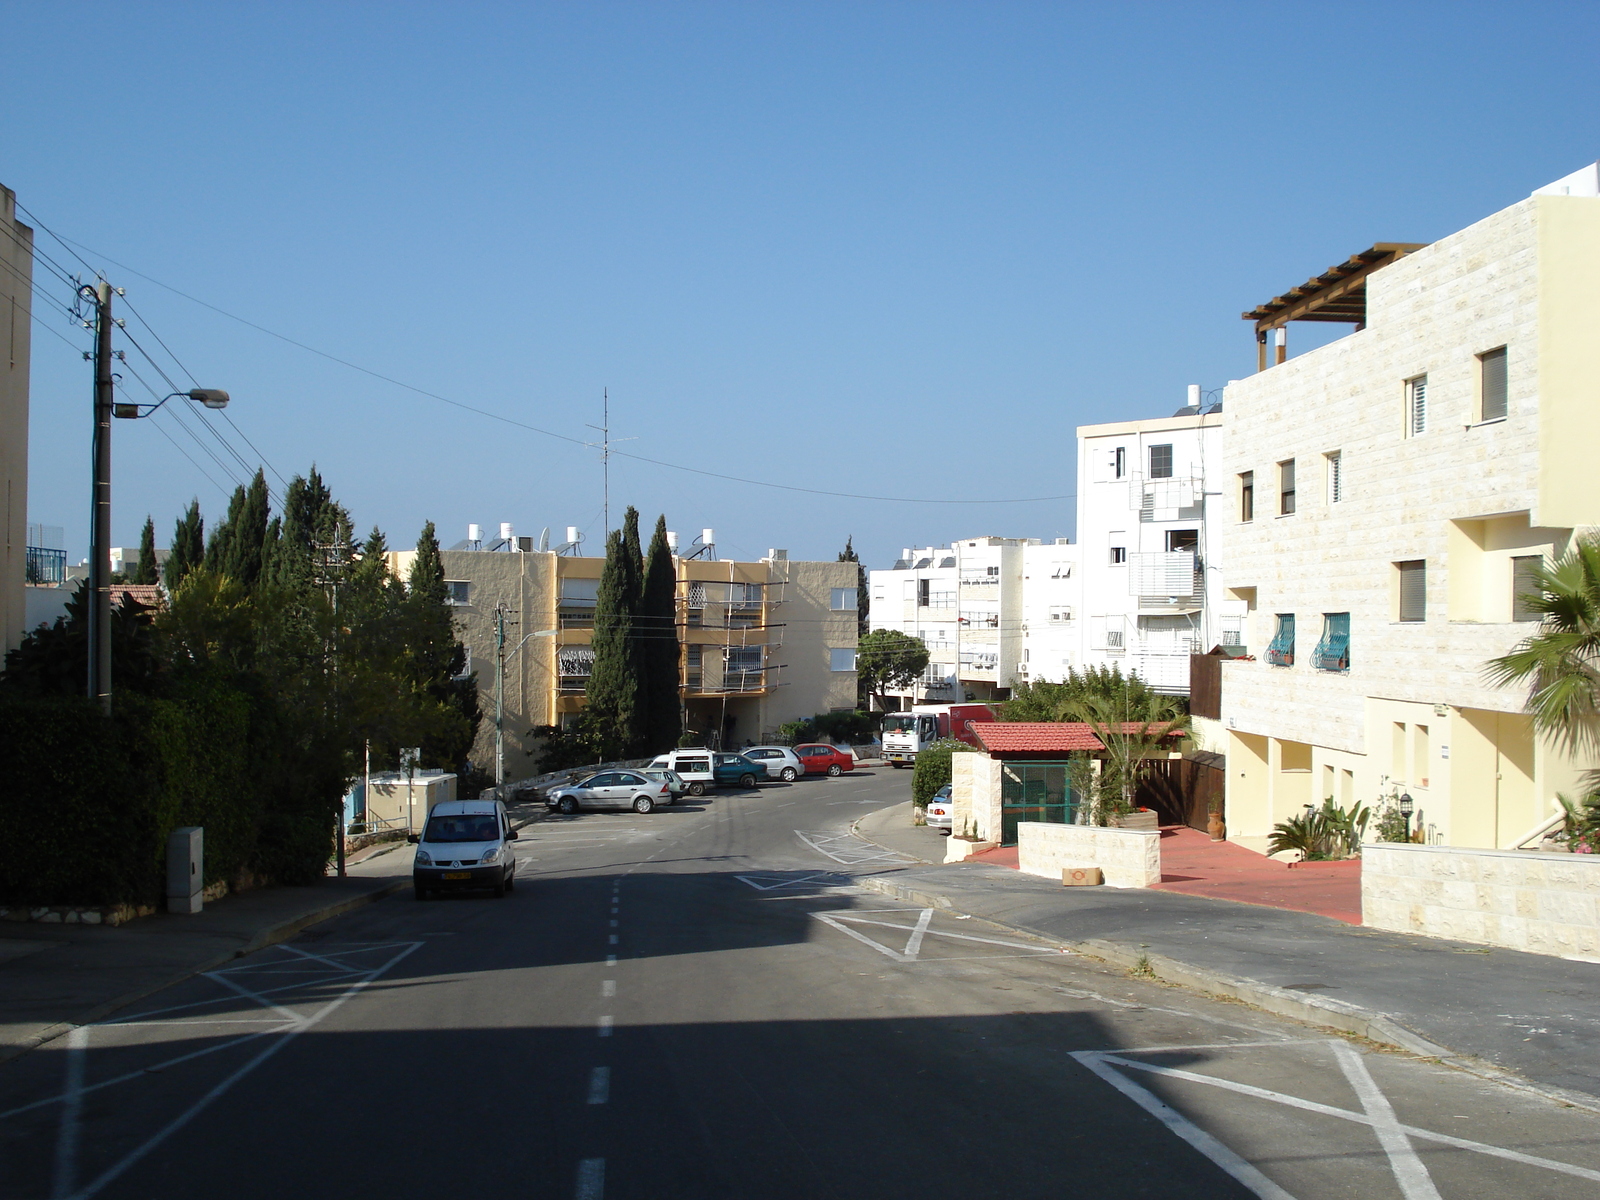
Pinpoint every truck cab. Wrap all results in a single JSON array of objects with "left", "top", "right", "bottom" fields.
[{"left": 881, "top": 703, "right": 994, "bottom": 766}]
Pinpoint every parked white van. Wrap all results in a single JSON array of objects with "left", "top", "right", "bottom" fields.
[{"left": 647, "top": 749, "right": 716, "bottom": 796}]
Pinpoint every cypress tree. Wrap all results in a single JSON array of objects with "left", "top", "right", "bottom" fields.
[
  {"left": 405, "top": 521, "right": 477, "bottom": 770},
  {"left": 204, "top": 484, "right": 246, "bottom": 576},
  {"left": 164, "top": 499, "right": 204, "bottom": 592},
  {"left": 585, "top": 526, "right": 642, "bottom": 759},
  {"left": 839, "top": 536, "right": 868, "bottom": 638},
  {"left": 132, "top": 516, "right": 158, "bottom": 585},
  {"left": 639, "top": 514, "right": 682, "bottom": 753},
  {"left": 225, "top": 469, "right": 271, "bottom": 591}
]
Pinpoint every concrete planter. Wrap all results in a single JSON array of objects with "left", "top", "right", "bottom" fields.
[
  {"left": 1112, "top": 810, "right": 1161, "bottom": 832},
  {"left": 1017, "top": 822, "right": 1161, "bottom": 888},
  {"left": 945, "top": 837, "right": 999, "bottom": 863}
]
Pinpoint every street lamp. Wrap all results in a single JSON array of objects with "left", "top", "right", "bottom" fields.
[
  {"left": 80, "top": 278, "right": 232, "bottom": 715},
  {"left": 1399, "top": 793, "right": 1415, "bottom": 843},
  {"left": 495, "top": 614, "right": 558, "bottom": 789}
]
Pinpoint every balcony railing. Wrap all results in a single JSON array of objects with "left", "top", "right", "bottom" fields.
[{"left": 26, "top": 546, "right": 66, "bottom": 584}]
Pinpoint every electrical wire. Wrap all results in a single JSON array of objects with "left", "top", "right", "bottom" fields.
[{"left": 35, "top": 221, "right": 1077, "bottom": 507}]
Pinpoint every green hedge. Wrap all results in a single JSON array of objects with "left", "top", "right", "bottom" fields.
[
  {"left": 0, "top": 686, "right": 332, "bottom": 907},
  {"left": 912, "top": 738, "right": 978, "bottom": 808}
]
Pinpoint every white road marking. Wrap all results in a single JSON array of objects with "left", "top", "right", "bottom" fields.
[
  {"left": 795, "top": 829, "right": 915, "bottom": 865},
  {"left": 1331, "top": 1041, "right": 1442, "bottom": 1200},
  {"left": 902, "top": 907, "right": 935, "bottom": 959},
  {"left": 608, "top": 934, "right": 618, "bottom": 944},
  {"left": 813, "top": 909, "right": 1060, "bottom": 961},
  {"left": 1082, "top": 1044, "right": 1600, "bottom": 1187},
  {"left": 49, "top": 1026, "right": 88, "bottom": 1200},
  {"left": 608, "top": 919, "right": 618, "bottom": 927},
  {"left": 605, "top": 955, "right": 617, "bottom": 967},
  {"left": 597, "top": 1015, "right": 613, "bottom": 1037},
  {"left": 575, "top": 1157, "right": 605, "bottom": 1199},
  {"left": 735, "top": 871, "right": 847, "bottom": 892},
  {"left": 43, "top": 942, "right": 421, "bottom": 1200},
  {"left": 602, "top": 980, "right": 616, "bottom": 997},
  {"left": 587, "top": 1067, "right": 610, "bottom": 1105},
  {"left": 1072, "top": 1051, "right": 1295, "bottom": 1200}
]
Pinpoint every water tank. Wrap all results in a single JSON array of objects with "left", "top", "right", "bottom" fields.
[
  {"left": 566, "top": 526, "right": 580, "bottom": 545},
  {"left": 702, "top": 528, "right": 715, "bottom": 546},
  {"left": 468, "top": 523, "right": 482, "bottom": 543},
  {"left": 500, "top": 522, "right": 515, "bottom": 541},
  {"left": 666, "top": 531, "right": 679, "bottom": 552},
  {"left": 1187, "top": 384, "right": 1201, "bottom": 408}
]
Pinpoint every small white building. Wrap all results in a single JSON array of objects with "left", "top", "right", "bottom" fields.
[
  {"left": 1075, "top": 395, "right": 1230, "bottom": 694},
  {"left": 1018, "top": 540, "right": 1080, "bottom": 685}
]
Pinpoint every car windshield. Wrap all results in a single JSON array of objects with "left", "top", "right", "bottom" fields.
[
  {"left": 423, "top": 814, "right": 499, "bottom": 843},
  {"left": 883, "top": 715, "right": 917, "bottom": 733}
]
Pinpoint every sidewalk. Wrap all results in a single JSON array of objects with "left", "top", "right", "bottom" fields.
[
  {"left": 853, "top": 802, "right": 1600, "bottom": 1110},
  {"left": 0, "top": 840, "right": 413, "bottom": 1066}
]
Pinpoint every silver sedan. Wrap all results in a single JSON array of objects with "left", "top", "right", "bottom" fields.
[
  {"left": 740, "top": 746, "right": 805, "bottom": 782},
  {"left": 926, "top": 784, "right": 953, "bottom": 833}
]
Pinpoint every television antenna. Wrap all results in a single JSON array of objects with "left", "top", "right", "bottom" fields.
[{"left": 585, "top": 388, "right": 636, "bottom": 537}]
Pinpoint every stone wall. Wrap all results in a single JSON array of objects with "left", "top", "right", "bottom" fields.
[
  {"left": 1363, "top": 842, "right": 1600, "bottom": 956},
  {"left": 951, "top": 752, "right": 1001, "bottom": 841},
  {"left": 1017, "top": 823, "right": 1161, "bottom": 888}
]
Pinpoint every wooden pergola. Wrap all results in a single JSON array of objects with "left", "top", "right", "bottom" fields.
[{"left": 1243, "top": 242, "right": 1428, "bottom": 371}]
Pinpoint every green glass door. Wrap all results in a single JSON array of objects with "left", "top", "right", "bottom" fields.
[{"left": 1000, "top": 762, "right": 1077, "bottom": 845}]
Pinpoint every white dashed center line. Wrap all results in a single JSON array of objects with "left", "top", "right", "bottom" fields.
[
  {"left": 601, "top": 980, "right": 616, "bottom": 997},
  {"left": 608, "top": 934, "right": 618, "bottom": 945},
  {"left": 597, "top": 1015, "right": 613, "bottom": 1037},
  {"left": 587, "top": 1066, "right": 610, "bottom": 1105},
  {"left": 605, "top": 954, "right": 617, "bottom": 967},
  {"left": 576, "top": 1157, "right": 605, "bottom": 1199}
]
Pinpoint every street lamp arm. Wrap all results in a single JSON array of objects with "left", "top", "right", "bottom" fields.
[{"left": 114, "top": 389, "right": 231, "bottom": 420}]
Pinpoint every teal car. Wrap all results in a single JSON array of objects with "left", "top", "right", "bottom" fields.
[{"left": 712, "top": 753, "right": 763, "bottom": 789}]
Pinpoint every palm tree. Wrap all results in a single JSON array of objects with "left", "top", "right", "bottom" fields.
[
  {"left": 1062, "top": 688, "right": 1188, "bottom": 824},
  {"left": 1486, "top": 536, "right": 1600, "bottom": 767}
]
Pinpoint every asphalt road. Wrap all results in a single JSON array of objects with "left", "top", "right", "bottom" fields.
[{"left": 4, "top": 766, "right": 1600, "bottom": 1199}]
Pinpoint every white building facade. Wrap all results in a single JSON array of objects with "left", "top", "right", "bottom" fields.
[
  {"left": 1218, "top": 166, "right": 1600, "bottom": 854},
  {"left": 1075, "top": 403, "right": 1230, "bottom": 695}
]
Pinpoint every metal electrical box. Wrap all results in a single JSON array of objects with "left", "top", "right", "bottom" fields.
[{"left": 167, "top": 826, "right": 204, "bottom": 915}]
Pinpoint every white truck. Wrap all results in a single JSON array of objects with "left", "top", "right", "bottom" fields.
[{"left": 880, "top": 703, "right": 995, "bottom": 767}]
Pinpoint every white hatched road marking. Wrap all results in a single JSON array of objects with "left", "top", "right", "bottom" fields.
[
  {"left": 795, "top": 829, "right": 915, "bottom": 865},
  {"left": 811, "top": 908, "right": 1063, "bottom": 962},
  {"left": 21, "top": 941, "right": 421, "bottom": 1200},
  {"left": 1073, "top": 1040, "right": 1600, "bottom": 1193},
  {"left": 575, "top": 1157, "right": 605, "bottom": 1199},
  {"left": 735, "top": 871, "right": 853, "bottom": 892}
]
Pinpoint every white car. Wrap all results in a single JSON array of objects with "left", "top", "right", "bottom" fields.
[
  {"left": 926, "top": 785, "right": 953, "bottom": 834},
  {"left": 409, "top": 798, "right": 518, "bottom": 898},
  {"left": 648, "top": 750, "right": 716, "bottom": 796},
  {"left": 546, "top": 770, "right": 672, "bottom": 814},
  {"left": 740, "top": 745, "right": 804, "bottom": 782}
]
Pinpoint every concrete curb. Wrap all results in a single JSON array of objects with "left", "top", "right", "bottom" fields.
[
  {"left": 0, "top": 878, "right": 408, "bottom": 1068},
  {"left": 850, "top": 871, "right": 1600, "bottom": 1116}
]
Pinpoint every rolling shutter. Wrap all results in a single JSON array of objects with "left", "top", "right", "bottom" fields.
[
  {"left": 1512, "top": 555, "right": 1543, "bottom": 622},
  {"left": 1398, "top": 560, "right": 1426, "bottom": 622},
  {"left": 1480, "top": 348, "right": 1508, "bottom": 421}
]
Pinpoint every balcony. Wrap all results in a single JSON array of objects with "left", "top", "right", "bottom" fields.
[
  {"left": 26, "top": 546, "right": 66, "bottom": 585},
  {"left": 1128, "top": 552, "right": 1201, "bottom": 611},
  {"left": 557, "top": 608, "right": 595, "bottom": 629},
  {"left": 1129, "top": 474, "right": 1200, "bottom": 521}
]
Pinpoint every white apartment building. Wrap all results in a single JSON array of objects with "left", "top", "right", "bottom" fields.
[
  {"left": 1075, "top": 397, "right": 1231, "bottom": 694},
  {"left": 1018, "top": 540, "right": 1080, "bottom": 687},
  {"left": 868, "top": 535, "right": 1077, "bottom": 708},
  {"left": 1219, "top": 163, "right": 1600, "bottom": 854}
]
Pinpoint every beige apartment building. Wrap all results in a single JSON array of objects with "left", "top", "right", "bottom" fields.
[
  {"left": 1219, "top": 164, "right": 1600, "bottom": 854},
  {"left": 2, "top": 184, "right": 32, "bottom": 656},
  {"left": 390, "top": 543, "right": 860, "bottom": 778}
]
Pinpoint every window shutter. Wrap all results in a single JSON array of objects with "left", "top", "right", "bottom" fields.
[
  {"left": 1481, "top": 348, "right": 1508, "bottom": 421},
  {"left": 1512, "top": 555, "right": 1543, "bottom": 621},
  {"left": 1409, "top": 377, "right": 1427, "bottom": 435},
  {"left": 1398, "top": 560, "right": 1426, "bottom": 622},
  {"left": 1328, "top": 453, "right": 1342, "bottom": 503}
]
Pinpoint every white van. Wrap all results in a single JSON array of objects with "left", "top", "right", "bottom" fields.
[
  {"left": 648, "top": 749, "right": 716, "bottom": 796},
  {"left": 408, "top": 798, "right": 517, "bottom": 899}
]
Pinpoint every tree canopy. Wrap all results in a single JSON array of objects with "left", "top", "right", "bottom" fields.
[{"left": 857, "top": 629, "right": 930, "bottom": 708}]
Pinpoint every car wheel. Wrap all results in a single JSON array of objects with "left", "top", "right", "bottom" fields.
[
  {"left": 940, "top": 830, "right": 952, "bottom": 837},
  {"left": 739, "top": 773, "right": 757, "bottom": 788},
  {"left": 633, "top": 794, "right": 655, "bottom": 814},
  {"left": 505, "top": 869, "right": 515, "bottom": 891},
  {"left": 780, "top": 766, "right": 797, "bottom": 782},
  {"left": 891, "top": 762, "right": 906, "bottom": 770},
  {"left": 413, "top": 885, "right": 429, "bottom": 901},
  {"left": 689, "top": 782, "right": 706, "bottom": 796},
  {"left": 827, "top": 763, "right": 843, "bottom": 777},
  {"left": 557, "top": 795, "right": 580, "bottom": 815},
  {"left": 666, "top": 792, "right": 678, "bottom": 805},
  {"left": 492, "top": 878, "right": 506, "bottom": 898}
]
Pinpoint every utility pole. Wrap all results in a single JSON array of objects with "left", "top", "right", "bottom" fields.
[
  {"left": 495, "top": 603, "right": 507, "bottom": 788},
  {"left": 87, "top": 281, "right": 114, "bottom": 715}
]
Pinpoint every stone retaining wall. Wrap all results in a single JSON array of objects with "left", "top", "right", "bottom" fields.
[
  {"left": 1017, "top": 822, "right": 1161, "bottom": 888},
  {"left": 1363, "top": 842, "right": 1600, "bottom": 956}
]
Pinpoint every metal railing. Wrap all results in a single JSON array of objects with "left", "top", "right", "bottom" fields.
[{"left": 26, "top": 546, "right": 66, "bottom": 584}]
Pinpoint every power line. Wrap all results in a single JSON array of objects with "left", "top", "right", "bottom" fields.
[{"left": 41, "top": 226, "right": 1076, "bottom": 507}]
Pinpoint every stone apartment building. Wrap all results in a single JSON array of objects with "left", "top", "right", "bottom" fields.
[
  {"left": 391, "top": 538, "right": 860, "bottom": 779},
  {"left": 1218, "top": 162, "right": 1600, "bottom": 854}
]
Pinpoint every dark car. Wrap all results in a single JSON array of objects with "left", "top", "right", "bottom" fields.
[{"left": 712, "top": 753, "right": 763, "bottom": 788}]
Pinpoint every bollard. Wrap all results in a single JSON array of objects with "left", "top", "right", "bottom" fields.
[{"left": 167, "top": 826, "right": 204, "bottom": 914}]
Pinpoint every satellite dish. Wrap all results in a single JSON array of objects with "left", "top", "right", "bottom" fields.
[{"left": 539, "top": 527, "right": 550, "bottom": 552}]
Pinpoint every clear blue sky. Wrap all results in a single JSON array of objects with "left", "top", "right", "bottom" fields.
[{"left": 4, "top": 2, "right": 1597, "bottom": 569}]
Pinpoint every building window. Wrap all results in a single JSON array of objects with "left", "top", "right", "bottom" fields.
[
  {"left": 1396, "top": 560, "right": 1426, "bottom": 622},
  {"left": 830, "top": 587, "right": 858, "bottom": 611},
  {"left": 830, "top": 647, "right": 857, "bottom": 672},
  {"left": 1479, "top": 346, "right": 1508, "bottom": 421},
  {"left": 1148, "top": 444, "right": 1174, "bottom": 479},
  {"left": 1406, "top": 375, "right": 1427, "bottom": 436},
  {"left": 1266, "top": 614, "right": 1295, "bottom": 667},
  {"left": 1113, "top": 447, "right": 1126, "bottom": 479},
  {"left": 1166, "top": 529, "right": 1198, "bottom": 553},
  {"left": 445, "top": 581, "right": 471, "bottom": 606},
  {"left": 1105, "top": 629, "right": 1124, "bottom": 650},
  {"left": 986, "top": 565, "right": 1000, "bottom": 577},
  {"left": 1325, "top": 451, "right": 1342, "bottom": 504},
  {"left": 1049, "top": 605, "right": 1073, "bottom": 622},
  {"left": 928, "top": 587, "right": 956, "bottom": 608},
  {"left": 453, "top": 647, "right": 473, "bottom": 680},
  {"left": 917, "top": 579, "right": 930, "bottom": 607},
  {"left": 1278, "top": 459, "right": 1296, "bottom": 515},
  {"left": 1313, "top": 612, "right": 1350, "bottom": 672},
  {"left": 1109, "top": 546, "right": 1126, "bottom": 565},
  {"left": 1512, "top": 555, "right": 1544, "bottom": 622},
  {"left": 1239, "top": 471, "right": 1254, "bottom": 522}
]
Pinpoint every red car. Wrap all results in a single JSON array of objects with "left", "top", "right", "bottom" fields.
[{"left": 793, "top": 743, "right": 855, "bottom": 776}]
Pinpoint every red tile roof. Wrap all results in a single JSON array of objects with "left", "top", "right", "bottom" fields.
[
  {"left": 111, "top": 584, "right": 164, "bottom": 610},
  {"left": 972, "top": 721, "right": 1180, "bottom": 755}
]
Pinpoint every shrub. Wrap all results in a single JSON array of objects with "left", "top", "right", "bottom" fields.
[{"left": 912, "top": 738, "right": 978, "bottom": 808}]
